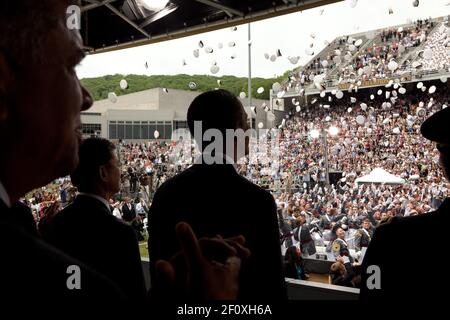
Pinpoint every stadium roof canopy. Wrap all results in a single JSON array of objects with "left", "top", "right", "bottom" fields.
[{"left": 80, "top": 0, "right": 344, "bottom": 54}]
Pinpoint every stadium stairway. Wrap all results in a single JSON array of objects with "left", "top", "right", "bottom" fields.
[{"left": 404, "top": 21, "right": 444, "bottom": 70}]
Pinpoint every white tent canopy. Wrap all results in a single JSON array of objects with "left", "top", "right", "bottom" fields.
[{"left": 355, "top": 168, "right": 406, "bottom": 185}]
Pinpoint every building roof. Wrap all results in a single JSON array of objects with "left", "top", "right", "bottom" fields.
[
  {"left": 80, "top": 0, "right": 343, "bottom": 54},
  {"left": 85, "top": 87, "right": 268, "bottom": 115}
]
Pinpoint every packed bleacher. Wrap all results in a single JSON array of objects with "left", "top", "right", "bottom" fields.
[
  {"left": 413, "top": 23, "right": 450, "bottom": 71},
  {"left": 250, "top": 82, "right": 448, "bottom": 283},
  {"left": 284, "top": 17, "right": 448, "bottom": 93}
]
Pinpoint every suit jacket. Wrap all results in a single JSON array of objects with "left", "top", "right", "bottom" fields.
[
  {"left": 354, "top": 228, "right": 372, "bottom": 251},
  {"left": 43, "top": 195, "right": 146, "bottom": 301},
  {"left": 121, "top": 203, "right": 136, "bottom": 222},
  {"left": 319, "top": 214, "right": 334, "bottom": 230},
  {"left": 0, "top": 199, "right": 125, "bottom": 307},
  {"left": 7, "top": 201, "right": 39, "bottom": 237},
  {"left": 148, "top": 163, "right": 286, "bottom": 300},
  {"left": 360, "top": 198, "right": 450, "bottom": 300}
]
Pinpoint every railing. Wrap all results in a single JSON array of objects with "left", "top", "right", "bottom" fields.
[{"left": 140, "top": 258, "right": 360, "bottom": 300}]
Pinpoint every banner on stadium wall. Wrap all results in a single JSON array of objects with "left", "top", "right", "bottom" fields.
[{"left": 338, "top": 76, "right": 412, "bottom": 90}]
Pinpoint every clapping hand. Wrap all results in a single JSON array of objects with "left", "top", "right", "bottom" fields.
[
  {"left": 154, "top": 222, "right": 250, "bottom": 300},
  {"left": 38, "top": 201, "right": 61, "bottom": 235}
]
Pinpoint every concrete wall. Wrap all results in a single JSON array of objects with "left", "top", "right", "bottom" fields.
[
  {"left": 105, "top": 109, "right": 175, "bottom": 122},
  {"left": 89, "top": 88, "right": 161, "bottom": 113},
  {"left": 82, "top": 88, "right": 271, "bottom": 140},
  {"left": 140, "top": 259, "right": 359, "bottom": 300},
  {"left": 80, "top": 113, "right": 102, "bottom": 124},
  {"left": 158, "top": 88, "right": 200, "bottom": 120},
  {"left": 286, "top": 278, "right": 359, "bottom": 300}
]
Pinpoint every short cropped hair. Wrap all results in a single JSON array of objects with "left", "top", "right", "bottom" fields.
[
  {"left": 70, "top": 138, "right": 116, "bottom": 192},
  {"left": 187, "top": 89, "right": 245, "bottom": 147},
  {"left": 0, "top": 0, "right": 77, "bottom": 65}
]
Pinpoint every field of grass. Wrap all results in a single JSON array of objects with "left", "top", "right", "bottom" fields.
[{"left": 139, "top": 240, "right": 149, "bottom": 259}]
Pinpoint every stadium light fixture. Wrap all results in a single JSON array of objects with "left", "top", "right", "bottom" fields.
[
  {"left": 122, "top": 0, "right": 178, "bottom": 27},
  {"left": 139, "top": 0, "right": 169, "bottom": 11}
]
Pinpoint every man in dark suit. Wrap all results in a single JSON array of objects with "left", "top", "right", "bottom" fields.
[
  {"left": 122, "top": 197, "right": 137, "bottom": 222},
  {"left": 7, "top": 200, "right": 39, "bottom": 237},
  {"left": 293, "top": 213, "right": 316, "bottom": 257},
  {"left": 0, "top": 0, "right": 126, "bottom": 305},
  {"left": 148, "top": 89, "right": 286, "bottom": 300},
  {"left": 43, "top": 138, "right": 147, "bottom": 301},
  {"left": 361, "top": 106, "right": 450, "bottom": 300},
  {"left": 122, "top": 197, "right": 144, "bottom": 240},
  {"left": 354, "top": 218, "right": 373, "bottom": 252},
  {"left": 0, "top": 1, "right": 246, "bottom": 306}
]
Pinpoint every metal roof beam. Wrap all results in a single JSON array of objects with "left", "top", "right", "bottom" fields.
[
  {"left": 89, "top": 0, "right": 344, "bottom": 54},
  {"left": 194, "top": 0, "right": 244, "bottom": 17},
  {"left": 104, "top": 2, "right": 151, "bottom": 39},
  {"left": 82, "top": 0, "right": 121, "bottom": 13}
]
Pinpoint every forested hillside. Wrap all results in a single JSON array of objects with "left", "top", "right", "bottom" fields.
[{"left": 80, "top": 73, "right": 288, "bottom": 101}]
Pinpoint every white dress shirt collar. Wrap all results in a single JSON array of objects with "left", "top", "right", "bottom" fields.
[
  {"left": 78, "top": 192, "right": 111, "bottom": 212},
  {"left": 0, "top": 180, "right": 11, "bottom": 208}
]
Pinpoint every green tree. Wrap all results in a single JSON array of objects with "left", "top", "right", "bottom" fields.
[{"left": 80, "top": 73, "right": 294, "bottom": 101}]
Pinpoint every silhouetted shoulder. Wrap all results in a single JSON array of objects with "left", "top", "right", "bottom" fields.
[
  {"left": 235, "top": 172, "right": 272, "bottom": 193},
  {"left": 376, "top": 210, "right": 443, "bottom": 238},
  {"left": 0, "top": 220, "right": 125, "bottom": 304},
  {"left": 376, "top": 211, "right": 442, "bottom": 233},
  {"left": 154, "top": 164, "right": 273, "bottom": 196}
]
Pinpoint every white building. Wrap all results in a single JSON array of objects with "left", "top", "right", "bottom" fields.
[{"left": 81, "top": 88, "right": 271, "bottom": 141}]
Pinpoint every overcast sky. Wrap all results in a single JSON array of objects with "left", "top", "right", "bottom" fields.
[{"left": 76, "top": 0, "right": 450, "bottom": 79}]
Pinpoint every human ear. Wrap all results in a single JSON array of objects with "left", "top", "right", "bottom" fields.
[{"left": 99, "top": 165, "right": 109, "bottom": 183}]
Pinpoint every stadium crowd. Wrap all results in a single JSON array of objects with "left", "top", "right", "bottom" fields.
[
  {"left": 414, "top": 23, "right": 450, "bottom": 71},
  {"left": 284, "top": 17, "right": 445, "bottom": 92},
  {"left": 16, "top": 16, "right": 449, "bottom": 290},
  {"left": 25, "top": 81, "right": 448, "bottom": 267}
]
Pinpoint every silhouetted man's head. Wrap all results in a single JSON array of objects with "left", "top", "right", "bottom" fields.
[
  {"left": 421, "top": 106, "right": 450, "bottom": 181},
  {"left": 187, "top": 89, "right": 250, "bottom": 163},
  {"left": 70, "top": 138, "right": 121, "bottom": 198}
]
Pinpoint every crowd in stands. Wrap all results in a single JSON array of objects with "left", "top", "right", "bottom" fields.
[
  {"left": 269, "top": 82, "right": 448, "bottom": 287},
  {"left": 284, "top": 17, "right": 445, "bottom": 93},
  {"left": 414, "top": 23, "right": 450, "bottom": 71},
  {"left": 336, "top": 19, "right": 436, "bottom": 84},
  {"left": 24, "top": 80, "right": 449, "bottom": 291}
]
